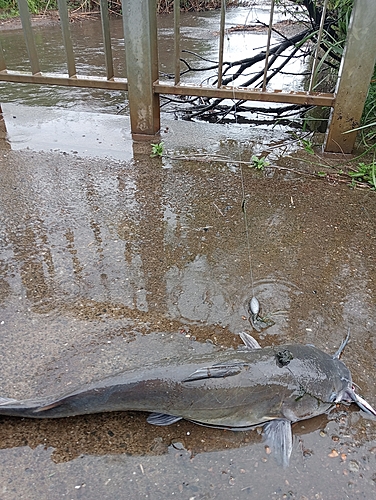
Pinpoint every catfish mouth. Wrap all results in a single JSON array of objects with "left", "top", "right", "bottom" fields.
[{"left": 342, "top": 387, "right": 376, "bottom": 417}]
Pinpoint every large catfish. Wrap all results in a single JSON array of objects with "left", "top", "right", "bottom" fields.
[{"left": 0, "top": 332, "right": 375, "bottom": 465}]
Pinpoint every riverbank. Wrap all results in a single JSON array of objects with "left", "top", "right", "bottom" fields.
[
  {"left": 0, "top": 9, "right": 103, "bottom": 31},
  {"left": 0, "top": 0, "right": 242, "bottom": 31}
]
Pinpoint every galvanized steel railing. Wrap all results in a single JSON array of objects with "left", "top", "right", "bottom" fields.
[
  {"left": 0, "top": 0, "right": 127, "bottom": 90},
  {"left": 157, "top": 0, "right": 335, "bottom": 107}
]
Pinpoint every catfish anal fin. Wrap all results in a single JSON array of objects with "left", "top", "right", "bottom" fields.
[
  {"left": 147, "top": 413, "right": 182, "bottom": 426},
  {"left": 33, "top": 400, "right": 62, "bottom": 413}
]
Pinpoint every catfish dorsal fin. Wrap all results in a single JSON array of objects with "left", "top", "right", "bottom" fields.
[{"left": 239, "top": 332, "right": 262, "bottom": 350}]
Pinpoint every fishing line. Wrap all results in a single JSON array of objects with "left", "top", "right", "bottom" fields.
[
  {"left": 230, "top": 62, "right": 255, "bottom": 299},
  {"left": 239, "top": 149, "right": 255, "bottom": 298},
  {"left": 221, "top": 3, "right": 260, "bottom": 324}
]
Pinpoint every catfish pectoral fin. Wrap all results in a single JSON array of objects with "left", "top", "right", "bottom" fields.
[
  {"left": 182, "top": 364, "right": 242, "bottom": 383},
  {"left": 262, "top": 419, "right": 293, "bottom": 467},
  {"left": 147, "top": 413, "right": 182, "bottom": 426}
]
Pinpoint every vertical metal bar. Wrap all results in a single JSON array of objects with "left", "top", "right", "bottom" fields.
[
  {"left": 57, "top": 0, "right": 76, "bottom": 77},
  {"left": 262, "top": 0, "right": 275, "bottom": 91},
  {"left": 308, "top": 0, "right": 329, "bottom": 92},
  {"left": 17, "top": 0, "right": 40, "bottom": 75},
  {"left": 122, "top": 0, "right": 160, "bottom": 139},
  {"left": 217, "top": 0, "right": 226, "bottom": 88},
  {"left": 324, "top": 0, "right": 376, "bottom": 153},
  {"left": 174, "top": 0, "right": 181, "bottom": 85},
  {"left": 100, "top": 0, "right": 115, "bottom": 80},
  {"left": 0, "top": 40, "right": 6, "bottom": 71}
]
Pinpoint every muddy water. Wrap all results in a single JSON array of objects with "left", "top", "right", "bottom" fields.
[
  {"left": 0, "top": 6, "right": 305, "bottom": 113},
  {"left": 0, "top": 113, "right": 375, "bottom": 498}
]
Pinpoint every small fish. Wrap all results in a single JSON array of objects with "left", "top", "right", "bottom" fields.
[
  {"left": 249, "top": 296, "right": 260, "bottom": 316},
  {"left": 0, "top": 332, "right": 375, "bottom": 466},
  {"left": 248, "top": 297, "right": 275, "bottom": 332}
]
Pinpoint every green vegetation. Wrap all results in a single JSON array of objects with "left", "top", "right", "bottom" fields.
[
  {"left": 327, "top": 1, "right": 376, "bottom": 175},
  {"left": 324, "top": 0, "right": 376, "bottom": 152},
  {"left": 0, "top": 1, "right": 106, "bottom": 16},
  {"left": 348, "top": 161, "right": 376, "bottom": 190},
  {"left": 301, "top": 138, "right": 314, "bottom": 155},
  {"left": 0, "top": 1, "right": 57, "bottom": 14},
  {"left": 357, "top": 66, "right": 376, "bottom": 149},
  {"left": 306, "top": 154, "right": 375, "bottom": 190},
  {"left": 250, "top": 155, "right": 269, "bottom": 170},
  {"left": 151, "top": 142, "right": 164, "bottom": 158},
  {"left": 293, "top": 0, "right": 376, "bottom": 187}
]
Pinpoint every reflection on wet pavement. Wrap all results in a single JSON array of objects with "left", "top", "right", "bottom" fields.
[{"left": 0, "top": 108, "right": 375, "bottom": 498}]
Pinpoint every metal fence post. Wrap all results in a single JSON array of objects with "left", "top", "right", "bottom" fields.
[
  {"left": 17, "top": 0, "right": 40, "bottom": 75},
  {"left": 122, "top": 0, "right": 160, "bottom": 140},
  {"left": 324, "top": 0, "right": 376, "bottom": 154}
]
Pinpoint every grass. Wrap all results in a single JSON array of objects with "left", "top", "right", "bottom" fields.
[
  {"left": 0, "top": 1, "right": 95, "bottom": 16},
  {"left": 301, "top": 138, "right": 314, "bottom": 155},
  {"left": 295, "top": 147, "right": 376, "bottom": 190},
  {"left": 0, "top": 0, "right": 56, "bottom": 13},
  {"left": 0, "top": 1, "right": 243, "bottom": 17},
  {"left": 348, "top": 161, "right": 376, "bottom": 190}
]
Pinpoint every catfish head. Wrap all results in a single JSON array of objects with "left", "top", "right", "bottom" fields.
[
  {"left": 280, "top": 352, "right": 375, "bottom": 423},
  {"left": 330, "top": 332, "right": 376, "bottom": 418},
  {"left": 239, "top": 332, "right": 376, "bottom": 467}
]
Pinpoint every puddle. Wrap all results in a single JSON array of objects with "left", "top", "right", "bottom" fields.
[
  {"left": 0, "top": 102, "right": 134, "bottom": 160},
  {"left": 0, "top": 127, "right": 375, "bottom": 497}
]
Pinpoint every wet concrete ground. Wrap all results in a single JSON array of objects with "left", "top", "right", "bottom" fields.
[{"left": 0, "top": 105, "right": 375, "bottom": 499}]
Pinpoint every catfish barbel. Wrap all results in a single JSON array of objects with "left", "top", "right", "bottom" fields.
[{"left": 0, "top": 332, "right": 375, "bottom": 465}]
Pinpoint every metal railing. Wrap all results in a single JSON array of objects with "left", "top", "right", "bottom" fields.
[
  {"left": 0, "top": 0, "right": 127, "bottom": 90},
  {"left": 1, "top": 0, "right": 376, "bottom": 153},
  {"left": 156, "top": 0, "right": 335, "bottom": 107}
]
